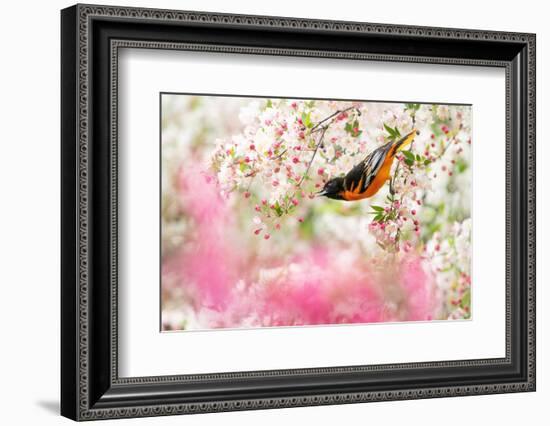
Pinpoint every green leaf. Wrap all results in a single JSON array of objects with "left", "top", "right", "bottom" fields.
[
  {"left": 301, "top": 112, "right": 313, "bottom": 128},
  {"left": 424, "top": 159, "right": 432, "bottom": 166},
  {"left": 384, "top": 124, "right": 401, "bottom": 140},
  {"left": 460, "top": 289, "right": 471, "bottom": 309},
  {"left": 456, "top": 157, "right": 468, "bottom": 173},
  {"left": 266, "top": 99, "right": 273, "bottom": 108},
  {"left": 344, "top": 120, "right": 361, "bottom": 137},
  {"left": 402, "top": 150, "right": 415, "bottom": 163},
  {"left": 371, "top": 205, "right": 385, "bottom": 212},
  {"left": 384, "top": 123, "right": 396, "bottom": 137},
  {"left": 405, "top": 103, "right": 421, "bottom": 111},
  {"left": 273, "top": 201, "right": 283, "bottom": 217}
]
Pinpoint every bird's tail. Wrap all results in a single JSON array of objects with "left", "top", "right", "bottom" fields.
[{"left": 390, "top": 129, "right": 419, "bottom": 155}]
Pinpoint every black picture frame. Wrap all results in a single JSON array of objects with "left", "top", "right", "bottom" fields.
[{"left": 61, "top": 3, "right": 536, "bottom": 421}]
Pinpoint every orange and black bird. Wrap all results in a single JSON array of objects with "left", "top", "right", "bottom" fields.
[{"left": 318, "top": 129, "right": 419, "bottom": 201}]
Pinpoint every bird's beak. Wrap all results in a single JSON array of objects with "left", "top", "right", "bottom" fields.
[{"left": 316, "top": 189, "right": 327, "bottom": 197}]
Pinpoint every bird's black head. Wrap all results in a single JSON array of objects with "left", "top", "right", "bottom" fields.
[{"left": 318, "top": 177, "right": 345, "bottom": 200}]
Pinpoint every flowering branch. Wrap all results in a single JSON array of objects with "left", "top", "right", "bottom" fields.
[
  {"left": 211, "top": 99, "right": 470, "bottom": 243},
  {"left": 310, "top": 106, "right": 360, "bottom": 133}
]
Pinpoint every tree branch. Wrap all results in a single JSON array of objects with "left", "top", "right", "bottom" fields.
[
  {"left": 298, "top": 126, "right": 328, "bottom": 187},
  {"left": 310, "top": 106, "right": 359, "bottom": 133}
]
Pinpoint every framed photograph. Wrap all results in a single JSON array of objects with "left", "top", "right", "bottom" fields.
[{"left": 61, "top": 4, "right": 536, "bottom": 421}]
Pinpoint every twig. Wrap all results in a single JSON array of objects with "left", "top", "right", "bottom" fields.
[
  {"left": 410, "top": 112, "right": 416, "bottom": 151},
  {"left": 295, "top": 107, "right": 360, "bottom": 186},
  {"left": 245, "top": 176, "right": 255, "bottom": 192},
  {"left": 271, "top": 148, "right": 287, "bottom": 161},
  {"left": 389, "top": 162, "right": 400, "bottom": 195},
  {"left": 310, "top": 106, "right": 359, "bottom": 133},
  {"left": 430, "top": 137, "right": 454, "bottom": 162},
  {"left": 245, "top": 161, "right": 257, "bottom": 191},
  {"left": 297, "top": 126, "right": 328, "bottom": 187}
]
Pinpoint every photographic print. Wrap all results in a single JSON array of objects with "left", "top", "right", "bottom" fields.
[{"left": 161, "top": 94, "right": 472, "bottom": 332}]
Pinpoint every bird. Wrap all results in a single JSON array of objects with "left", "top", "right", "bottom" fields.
[{"left": 318, "top": 129, "right": 419, "bottom": 201}]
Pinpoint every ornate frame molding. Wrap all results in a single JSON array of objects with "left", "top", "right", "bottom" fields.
[{"left": 61, "top": 4, "right": 535, "bottom": 421}]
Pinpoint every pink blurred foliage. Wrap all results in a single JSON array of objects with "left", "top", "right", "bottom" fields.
[
  {"left": 165, "top": 164, "right": 239, "bottom": 310},
  {"left": 162, "top": 165, "right": 439, "bottom": 330},
  {"left": 399, "top": 256, "right": 439, "bottom": 321},
  {"left": 257, "top": 248, "right": 385, "bottom": 326}
]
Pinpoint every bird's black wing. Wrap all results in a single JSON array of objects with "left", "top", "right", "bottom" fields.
[{"left": 343, "top": 142, "right": 392, "bottom": 193}]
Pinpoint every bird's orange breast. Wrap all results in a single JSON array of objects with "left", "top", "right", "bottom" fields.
[{"left": 340, "top": 154, "right": 394, "bottom": 201}]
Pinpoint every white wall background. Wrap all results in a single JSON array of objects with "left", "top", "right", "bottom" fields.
[{"left": 0, "top": 0, "right": 546, "bottom": 424}]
